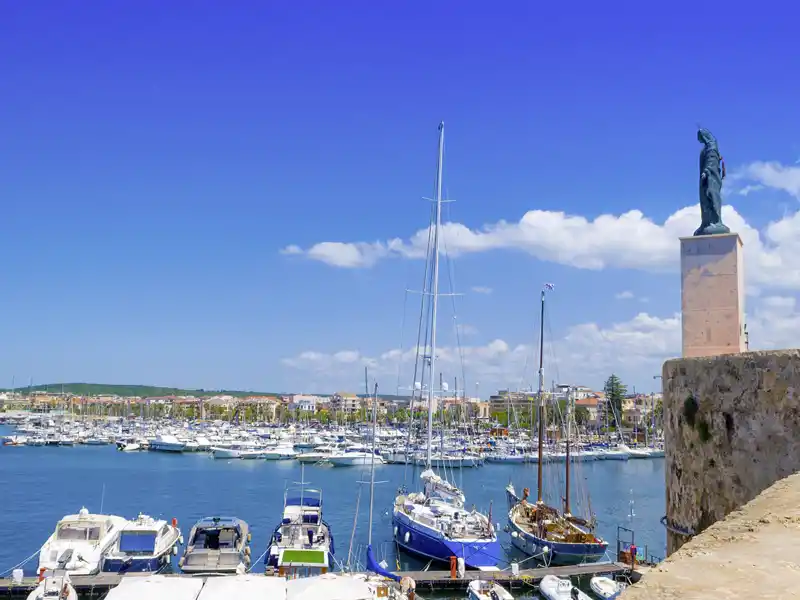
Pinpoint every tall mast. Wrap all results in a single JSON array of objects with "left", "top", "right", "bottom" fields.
[
  {"left": 368, "top": 382, "right": 378, "bottom": 546},
  {"left": 536, "top": 288, "right": 546, "bottom": 504},
  {"left": 565, "top": 386, "right": 572, "bottom": 516},
  {"left": 426, "top": 121, "right": 445, "bottom": 471}
]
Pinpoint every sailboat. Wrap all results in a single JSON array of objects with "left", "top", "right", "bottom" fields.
[
  {"left": 358, "top": 382, "right": 417, "bottom": 600},
  {"left": 391, "top": 122, "right": 502, "bottom": 571},
  {"left": 506, "top": 286, "right": 608, "bottom": 565}
]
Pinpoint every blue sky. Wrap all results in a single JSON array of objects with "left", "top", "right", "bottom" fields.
[{"left": 3, "top": 2, "right": 799, "bottom": 396}]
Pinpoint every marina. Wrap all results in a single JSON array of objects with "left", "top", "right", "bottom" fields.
[
  {"left": 0, "top": 419, "right": 663, "bottom": 598},
  {"left": 0, "top": 562, "right": 633, "bottom": 597}
]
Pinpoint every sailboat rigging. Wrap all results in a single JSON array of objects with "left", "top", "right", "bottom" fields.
[
  {"left": 390, "top": 122, "right": 502, "bottom": 571},
  {"left": 505, "top": 285, "right": 608, "bottom": 565}
]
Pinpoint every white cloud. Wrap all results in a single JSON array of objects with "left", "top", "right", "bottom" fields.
[
  {"left": 280, "top": 161, "right": 800, "bottom": 292},
  {"left": 733, "top": 162, "right": 800, "bottom": 199},
  {"left": 281, "top": 295, "right": 800, "bottom": 394},
  {"left": 471, "top": 286, "right": 493, "bottom": 295},
  {"left": 615, "top": 291, "right": 635, "bottom": 300}
]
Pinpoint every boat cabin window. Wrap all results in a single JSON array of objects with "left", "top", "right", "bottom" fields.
[
  {"left": 119, "top": 531, "right": 157, "bottom": 554},
  {"left": 57, "top": 523, "right": 103, "bottom": 541},
  {"left": 196, "top": 527, "right": 238, "bottom": 550}
]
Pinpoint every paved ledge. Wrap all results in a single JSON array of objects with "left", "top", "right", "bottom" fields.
[{"left": 623, "top": 472, "right": 800, "bottom": 599}]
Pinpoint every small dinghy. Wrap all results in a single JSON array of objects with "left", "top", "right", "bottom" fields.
[
  {"left": 538, "top": 575, "right": 592, "bottom": 600},
  {"left": 589, "top": 576, "right": 627, "bottom": 599},
  {"left": 26, "top": 571, "right": 77, "bottom": 600},
  {"left": 467, "top": 579, "right": 515, "bottom": 600}
]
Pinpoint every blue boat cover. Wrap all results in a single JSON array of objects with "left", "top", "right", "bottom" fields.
[
  {"left": 366, "top": 544, "right": 400, "bottom": 582},
  {"left": 286, "top": 496, "right": 321, "bottom": 507}
]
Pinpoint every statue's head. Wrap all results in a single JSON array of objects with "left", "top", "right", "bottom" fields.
[{"left": 697, "top": 128, "right": 717, "bottom": 146}]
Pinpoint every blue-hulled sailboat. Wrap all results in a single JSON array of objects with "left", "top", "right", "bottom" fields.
[
  {"left": 390, "top": 122, "right": 502, "bottom": 571},
  {"left": 506, "top": 286, "right": 608, "bottom": 565}
]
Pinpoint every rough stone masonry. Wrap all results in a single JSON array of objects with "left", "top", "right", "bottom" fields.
[{"left": 663, "top": 349, "right": 800, "bottom": 555}]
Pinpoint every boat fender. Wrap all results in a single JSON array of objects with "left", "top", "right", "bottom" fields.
[
  {"left": 178, "top": 557, "right": 184, "bottom": 568},
  {"left": 172, "top": 518, "right": 178, "bottom": 527},
  {"left": 393, "top": 526, "right": 398, "bottom": 537},
  {"left": 172, "top": 546, "right": 178, "bottom": 556},
  {"left": 178, "top": 536, "right": 184, "bottom": 545},
  {"left": 511, "top": 531, "right": 518, "bottom": 538},
  {"left": 247, "top": 533, "right": 252, "bottom": 543},
  {"left": 404, "top": 532, "right": 411, "bottom": 543},
  {"left": 245, "top": 546, "right": 251, "bottom": 556}
]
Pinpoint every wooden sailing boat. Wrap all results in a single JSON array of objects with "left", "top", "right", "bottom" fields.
[{"left": 505, "top": 286, "right": 608, "bottom": 565}]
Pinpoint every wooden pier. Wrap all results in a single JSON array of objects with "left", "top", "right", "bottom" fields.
[
  {"left": 0, "top": 562, "right": 631, "bottom": 597},
  {"left": 398, "top": 561, "right": 630, "bottom": 591}
]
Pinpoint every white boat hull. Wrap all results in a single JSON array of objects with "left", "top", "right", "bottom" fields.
[
  {"left": 328, "top": 454, "right": 384, "bottom": 467},
  {"left": 589, "top": 576, "right": 626, "bottom": 599}
]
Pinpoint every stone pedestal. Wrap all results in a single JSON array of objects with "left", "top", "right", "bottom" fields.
[{"left": 680, "top": 233, "right": 745, "bottom": 358}]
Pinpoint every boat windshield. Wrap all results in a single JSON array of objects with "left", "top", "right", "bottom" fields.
[
  {"left": 119, "top": 531, "right": 157, "bottom": 554},
  {"left": 57, "top": 523, "right": 102, "bottom": 541},
  {"left": 193, "top": 527, "right": 239, "bottom": 550}
]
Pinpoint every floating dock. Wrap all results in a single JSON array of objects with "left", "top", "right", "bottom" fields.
[{"left": 0, "top": 562, "right": 631, "bottom": 597}]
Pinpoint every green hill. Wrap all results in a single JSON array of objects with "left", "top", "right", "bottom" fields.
[
  {"left": 0, "top": 383, "right": 283, "bottom": 398},
  {"left": 0, "top": 382, "right": 414, "bottom": 401}
]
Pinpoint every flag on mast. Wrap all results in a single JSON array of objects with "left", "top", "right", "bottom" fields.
[{"left": 544, "top": 283, "right": 555, "bottom": 290}]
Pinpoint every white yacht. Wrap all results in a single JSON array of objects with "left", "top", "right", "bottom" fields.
[
  {"left": 101, "top": 514, "right": 182, "bottom": 574},
  {"left": 295, "top": 444, "right": 338, "bottom": 464},
  {"left": 37, "top": 508, "right": 128, "bottom": 575},
  {"left": 328, "top": 447, "right": 384, "bottom": 467},
  {"left": 149, "top": 434, "right": 186, "bottom": 453},
  {"left": 263, "top": 443, "right": 297, "bottom": 460},
  {"left": 211, "top": 441, "right": 264, "bottom": 459}
]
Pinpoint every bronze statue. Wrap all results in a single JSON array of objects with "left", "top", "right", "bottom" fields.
[{"left": 694, "top": 128, "right": 730, "bottom": 236}]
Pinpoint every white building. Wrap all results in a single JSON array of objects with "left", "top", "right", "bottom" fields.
[{"left": 288, "top": 394, "right": 324, "bottom": 412}]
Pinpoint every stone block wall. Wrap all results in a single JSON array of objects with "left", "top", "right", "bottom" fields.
[{"left": 663, "top": 349, "right": 800, "bottom": 555}]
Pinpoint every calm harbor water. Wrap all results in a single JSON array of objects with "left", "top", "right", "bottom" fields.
[{"left": 0, "top": 425, "right": 665, "bottom": 592}]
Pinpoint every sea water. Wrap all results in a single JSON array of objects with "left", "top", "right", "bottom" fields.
[{"left": 0, "top": 427, "right": 665, "bottom": 580}]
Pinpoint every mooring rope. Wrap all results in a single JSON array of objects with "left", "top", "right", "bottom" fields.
[
  {"left": 660, "top": 515, "right": 696, "bottom": 536},
  {"left": 0, "top": 549, "right": 40, "bottom": 577}
]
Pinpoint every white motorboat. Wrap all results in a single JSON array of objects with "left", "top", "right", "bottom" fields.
[
  {"left": 538, "top": 575, "right": 592, "bottom": 600},
  {"left": 37, "top": 508, "right": 128, "bottom": 575},
  {"left": 328, "top": 450, "right": 384, "bottom": 467},
  {"left": 599, "top": 445, "right": 630, "bottom": 461},
  {"left": 296, "top": 445, "right": 338, "bottom": 464},
  {"left": 101, "top": 514, "right": 182, "bottom": 574},
  {"left": 263, "top": 443, "right": 297, "bottom": 460},
  {"left": 179, "top": 517, "right": 251, "bottom": 574},
  {"left": 266, "top": 480, "right": 333, "bottom": 576},
  {"left": 117, "top": 440, "right": 143, "bottom": 452},
  {"left": 589, "top": 576, "right": 627, "bottom": 599},
  {"left": 211, "top": 442, "right": 265, "bottom": 459},
  {"left": 467, "top": 580, "right": 514, "bottom": 600},
  {"left": 26, "top": 571, "right": 77, "bottom": 600},
  {"left": 622, "top": 444, "right": 652, "bottom": 459},
  {"left": 149, "top": 435, "right": 186, "bottom": 453},
  {"left": 412, "top": 452, "right": 482, "bottom": 468}
]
